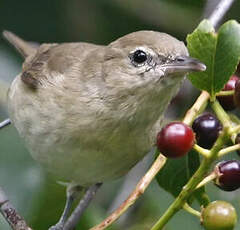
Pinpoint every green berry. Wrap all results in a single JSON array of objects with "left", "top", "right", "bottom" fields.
[{"left": 202, "top": 201, "right": 237, "bottom": 230}]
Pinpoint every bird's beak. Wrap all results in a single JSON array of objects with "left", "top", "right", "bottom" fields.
[{"left": 161, "top": 56, "right": 206, "bottom": 74}]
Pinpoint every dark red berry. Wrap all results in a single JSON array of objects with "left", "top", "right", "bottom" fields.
[
  {"left": 217, "top": 75, "right": 239, "bottom": 111},
  {"left": 192, "top": 113, "right": 222, "bottom": 149},
  {"left": 202, "top": 201, "right": 237, "bottom": 230},
  {"left": 234, "top": 79, "right": 240, "bottom": 108},
  {"left": 214, "top": 160, "right": 240, "bottom": 191},
  {"left": 156, "top": 122, "right": 195, "bottom": 158}
]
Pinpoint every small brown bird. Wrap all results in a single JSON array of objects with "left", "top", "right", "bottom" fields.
[{"left": 4, "top": 30, "right": 205, "bottom": 229}]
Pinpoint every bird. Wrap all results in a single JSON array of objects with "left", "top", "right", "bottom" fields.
[{"left": 3, "top": 30, "right": 205, "bottom": 229}]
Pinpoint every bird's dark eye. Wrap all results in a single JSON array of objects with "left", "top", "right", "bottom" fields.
[{"left": 132, "top": 50, "right": 147, "bottom": 64}]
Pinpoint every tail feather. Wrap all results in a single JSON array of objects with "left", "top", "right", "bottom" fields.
[{"left": 3, "top": 30, "right": 37, "bottom": 58}]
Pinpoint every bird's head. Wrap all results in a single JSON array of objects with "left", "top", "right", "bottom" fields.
[
  {"left": 98, "top": 30, "right": 205, "bottom": 123},
  {"left": 102, "top": 30, "right": 205, "bottom": 93}
]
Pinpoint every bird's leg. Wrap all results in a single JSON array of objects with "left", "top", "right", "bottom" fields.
[
  {"left": 0, "top": 119, "right": 11, "bottom": 129},
  {"left": 64, "top": 183, "right": 102, "bottom": 230},
  {"left": 48, "top": 185, "right": 83, "bottom": 230}
]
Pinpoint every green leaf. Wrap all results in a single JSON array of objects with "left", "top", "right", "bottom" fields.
[
  {"left": 214, "top": 20, "right": 240, "bottom": 93},
  {"left": 187, "top": 20, "right": 217, "bottom": 96},
  {"left": 187, "top": 20, "right": 240, "bottom": 98},
  {"left": 156, "top": 150, "right": 209, "bottom": 206}
]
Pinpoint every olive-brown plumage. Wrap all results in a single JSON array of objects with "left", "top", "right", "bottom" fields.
[{"left": 5, "top": 30, "right": 205, "bottom": 186}]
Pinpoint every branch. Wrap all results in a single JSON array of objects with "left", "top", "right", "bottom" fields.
[
  {"left": 208, "top": 0, "right": 236, "bottom": 28},
  {"left": 90, "top": 154, "right": 166, "bottom": 230},
  {"left": 182, "top": 91, "right": 209, "bottom": 126},
  {"left": 0, "top": 187, "right": 32, "bottom": 230},
  {"left": 64, "top": 183, "right": 102, "bottom": 230},
  {"left": 0, "top": 119, "right": 11, "bottom": 129}
]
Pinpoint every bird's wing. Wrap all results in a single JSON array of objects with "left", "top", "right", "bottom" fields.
[{"left": 20, "top": 42, "right": 101, "bottom": 89}]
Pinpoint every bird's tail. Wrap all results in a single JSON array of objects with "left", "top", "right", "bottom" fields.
[{"left": 2, "top": 30, "right": 38, "bottom": 58}]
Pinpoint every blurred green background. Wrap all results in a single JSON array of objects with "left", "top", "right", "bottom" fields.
[{"left": 0, "top": 0, "right": 240, "bottom": 229}]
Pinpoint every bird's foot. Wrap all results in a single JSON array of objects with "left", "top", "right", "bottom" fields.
[{"left": 48, "top": 222, "right": 64, "bottom": 230}]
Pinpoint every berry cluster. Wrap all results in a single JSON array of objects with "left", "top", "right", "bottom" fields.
[{"left": 156, "top": 73, "right": 240, "bottom": 230}]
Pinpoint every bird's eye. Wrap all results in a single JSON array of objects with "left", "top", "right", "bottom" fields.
[{"left": 132, "top": 50, "right": 148, "bottom": 64}]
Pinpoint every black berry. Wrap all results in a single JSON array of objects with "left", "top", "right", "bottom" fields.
[
  {"left": 202, "top": 201, "right": 237, "bottom": 230},
  {"left": 192, "top": 113, "right": 222, "bottom": 149},
  {"left": 156, "top": 122, "right": 195, "bottom": 158},
  {"left": 217, "top": 75, "right": 239, "bottom": 111},
  {"left": 215, "top": 160, "right": 240, "bottom": 191}
]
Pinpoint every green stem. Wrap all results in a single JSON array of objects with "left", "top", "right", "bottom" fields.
[
  {"left": 151, "top": 129, "right": 228, "bottom": 230},
  {"left": 229, "top": 125, "right": 240, "bottom": 135},
  {"left": 215, "top": 90, "right": 234, "bottom": 96},
  {"left": 211, "top": 100, "right": 235, "bottom": 143},
  {"left": 211, "top": 100, "right": 231, "bottom": 128},
  {"left": 183, "top": 203, "right": 201, "bottom": 218},
  {"left": 193, "top": 144, "right": 210, "bottom": 158},
  {"left": 218, "top": 143, "right": 240, "bottom": 157},
  {"left": 195, "top": 172, "right": 217, "bottom": 189}
]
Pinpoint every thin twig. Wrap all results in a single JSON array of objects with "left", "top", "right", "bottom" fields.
[
  {"left": 215, "top": 90, "right": 234, "bottom": 96},
  {"left": 90, "top": 154, "right": 167, "bottom": 230},
  {"left": 218, "top": 143, "right": 240, "bottom": 157},
  {"left": 182, "top": 91, "right": 209, "bottom": 126},
  {"left": 183, "top": 203, "right": 201, "bottom": 218},
  {"left": 0, "top": 187, "right": 32, "bottom": 230},
  {"left": 64, "top": 183, "right": 102, "bottom": 230},
  {"left": 195, "top": 172, "right": 217, "bottom": 189},
  {"left": 107, "top": 151, "right": 153, "bottom": 225},
  {"left": 0, "top": 118, "right": 11, "bottom": 129},
  {"left": 208, "top": 0, "right": 236, "bottom": 28}
]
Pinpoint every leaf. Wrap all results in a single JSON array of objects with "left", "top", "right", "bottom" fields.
[
  {"left": 187, "top": 20, "right": 240, "bottom": 98},
  {"left": 214, "top": 20, "right": 240, "bottom": 93},
  {"left": 156, "top": 149, "right": 209, "bottom": 206},
  {"left": 187, "top": 20, "right": 217, "bottom": 96}
]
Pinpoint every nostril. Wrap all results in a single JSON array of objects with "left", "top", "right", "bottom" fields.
[{"left": 176, "top": 57, "right": 185, "bottom": 62}]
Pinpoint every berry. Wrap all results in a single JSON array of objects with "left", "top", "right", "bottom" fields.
[
  {"left": 214, "top": 160, "right": 240, "bottom": 191},
  {"left": 217, "top": 75, "right": 239, "bottom": 111},
  {"left": 156, "top": 122, "right": 195, "bottom": 158},
  {"left": 192, "top": 113, "right": 222, "bottom": 149},
  {"left": 202, "top": 201, "right": 237, "bottom": 230},
  {"left": 234, "top": 79, "right": 240, "bottom": 108}
]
